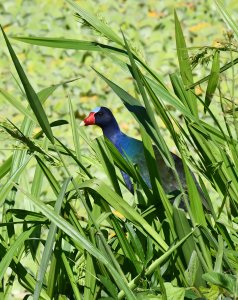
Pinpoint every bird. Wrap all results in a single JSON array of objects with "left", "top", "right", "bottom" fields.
[{"left": 81, "top": 106, "right": 205, "bottom": 206}]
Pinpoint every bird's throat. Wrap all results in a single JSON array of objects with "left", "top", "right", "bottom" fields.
[{"left": 101, "top": 120, "right": 121, "bottom": 144}]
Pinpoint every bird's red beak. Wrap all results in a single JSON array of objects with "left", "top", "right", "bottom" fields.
[{"left": 80, "top": 112, "right": 95, "bottom": 126}]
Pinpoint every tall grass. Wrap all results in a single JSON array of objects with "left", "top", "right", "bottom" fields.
[{"left": 0, "top": 0, "right": 238, "bottom": 299}]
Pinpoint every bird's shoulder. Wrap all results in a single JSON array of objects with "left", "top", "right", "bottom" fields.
[{"left": 116, "top": 133, "right": 143, "bottom": 157}]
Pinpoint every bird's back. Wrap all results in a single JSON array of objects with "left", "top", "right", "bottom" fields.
[{"left": 118, "top": 134, "right": 189, "bottom": 194}]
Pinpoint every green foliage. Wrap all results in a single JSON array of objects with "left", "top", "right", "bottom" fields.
[{"left": 1, "top": 1, "right": 238, "bottom": 299}]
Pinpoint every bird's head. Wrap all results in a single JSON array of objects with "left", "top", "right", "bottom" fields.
[{"left": 80, "top": 106, "right": 115, "bottom": 128}]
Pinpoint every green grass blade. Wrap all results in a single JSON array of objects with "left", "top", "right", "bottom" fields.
[
  {"left": 69, "top": 96, "right": 81, "bottom": 161},
  {"left": 118, "top": 228, "right": 196, "bottom": 299},
  {"left": 0, "top": 26, "right": 54, "bottom": 144},
  {"left": 180, "top": 153, "right": 207, "bottom": 226},
  {"left": 147, "top": 77, "right": 197, "bottom": 121},
  {"left": 139, "top": 125, "right": 161, "bottom": 197},
  {"left": 187, "top": 57, "right": 238, "bottom": 90},
  {"left": 174, "top": 11, "right": 193, "bottom": 86},
  {"left": 142, "top": 76, "right": 177, "bottom": 141},
  {"left": 173, "top": 208, "right": 196, "bottom": 265},
  {"left": 0, "top": 156, "right": 31, "bottom": 206},
  {"left": 79, "top": 179, "right": 168, "bottom": 251},
  {"left": 0, "top": 157, "right": 12, "bottom": 180},
  {"left": 15, "top": 184, "right": 137, "bottom": 300},
  {"left": 191, "top": 121, "right": 235, "bottom": 146},
  {"left": 173, "top": 208, "right": 206, "bottom": 286},
  {"left": 0, "top": 82, "right": 66, "bottom": 184},
  {"left": 111, "top": 215, "right": 143, "bottom": 274},
  {"left": 0, "top": 88, "right": 36, "bottom": 122},
  {"left": 174, "top": 10, "right": 198, "bottom": 116},
  {"left": 122, "top": 32, "right": 175, "bottom": 169},
  {"left": 125, "top": 223, "right": 145, "bottom": 263},
  {"left": 203, "top": 271, "right": 237, "bottom": 294},
  {"left": 38, "top": 77, "right": 81, "bottom": 104},
  {"left": 215, "top": 0, "right": 238, "bottom": 38},
  {"left": 121, "top": 33, "right": 153, "bottom": 119},
  {"left": 31, "top": 140, "right": 48, "bottom": 199},
  {"left": 0, "top": 227, "right": 35, "bottom": 283},
  {"left": 204, "top": 51, "right": 220, "bottom": 113},
  {"left": 12, "top": 35, "right": 167, "bottom": 88},
  {"left": 94, "top": 137, "right": 122, "bottom": 195},
  {"left": 35, "top": 155, "right": 60, "bottom": 195},
  {"left": 13, "top": 36, "right": 124, "bottom": 52},
  {"left": 62, "top": 252, "right": 82, "bottom": 300},
  {"left": 33, "top": 178, "right": 71, "bottom": 300},
  {"left": 98, "top": 274, "right": 118, "bottom": 298},
  {"left": 55, "top": 137, "right": 92, "bottom": 178},
  {"left": 89, "top": 192, "right": 148, "bottom": 278},
  {"left": 214, "top": 235, "right": 224, "bottom": 273},
  {"left": 84, "top": 254, "right": 96, "bottom": 299},
  {"left": 66, "top": 0, "right": 122, "bottom": 45},
  {"left": 0, "top": 239, "right": 46, "bottom": 297}
]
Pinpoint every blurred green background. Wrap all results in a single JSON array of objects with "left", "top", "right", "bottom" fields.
[{"left": 1, "top": 0, "right": 238, "bottom": 159}]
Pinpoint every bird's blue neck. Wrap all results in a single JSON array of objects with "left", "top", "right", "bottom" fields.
[{"left": 100, "top": 119, "right": 122, "bottom": 144}]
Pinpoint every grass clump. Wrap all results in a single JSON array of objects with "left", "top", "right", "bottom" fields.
[{"left": 0, "top": 1, "right": 238, "bottom": 299}]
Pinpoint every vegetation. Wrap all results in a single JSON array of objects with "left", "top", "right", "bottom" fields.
[{"left": 1, "top": 0, "right": 238, "bottom": 299}]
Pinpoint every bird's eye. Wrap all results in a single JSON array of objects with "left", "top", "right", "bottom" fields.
[{"left": 97, "top": 112, "right": 103, "bottom": 116}]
